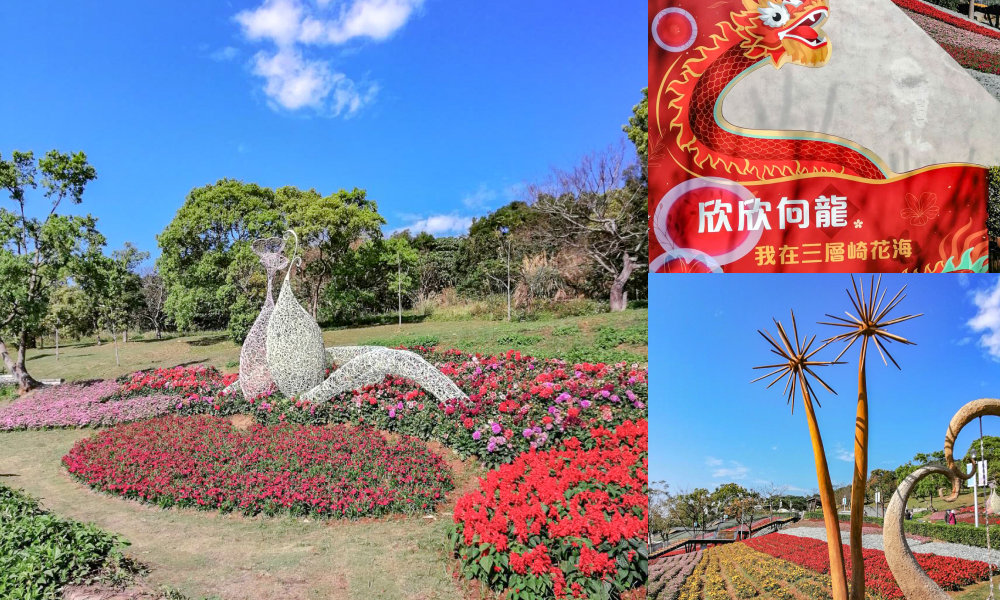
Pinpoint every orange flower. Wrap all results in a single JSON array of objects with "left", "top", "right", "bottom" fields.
[{"left": 900, "top": 192, "right": 940, "bottom": 226}]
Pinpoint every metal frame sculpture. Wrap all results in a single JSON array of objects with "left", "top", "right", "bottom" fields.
[
  {"left": 751, "top": 310, "right": 849, "bottom": 600},
  {"left": 238, "top": 235, "right": 290, "bottom": 399},
  {"left": 819, "top": 275, "right": 921, "bottom": 600},
  {"left": 235, "top": 230, "right": 468, "bottom": 403}
]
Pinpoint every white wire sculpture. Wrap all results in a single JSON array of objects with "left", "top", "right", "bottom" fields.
[
  {"left": 234, "top": 230, "right": 468, "bottom": 403},
  {"left": 301, "top": 346, "right": 466, "bottom": 403},
  {"left": 238, "top": 235, "right": 289, "bottom": 399}
]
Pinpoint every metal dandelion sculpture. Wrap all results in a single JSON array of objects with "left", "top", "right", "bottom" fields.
[
  {"left": 752, "top": 310, "right": 848, "bottom": 600},
  {"left": 819, "top": 275, "right": 920, "bottom": 600}
]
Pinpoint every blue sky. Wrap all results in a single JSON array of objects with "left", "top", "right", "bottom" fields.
[
  {"left": 651, "top": 274, "right": 1000, "bottom": 496},
  {"left": 0, "top": 1, "right": 643, "bottom": 261}
]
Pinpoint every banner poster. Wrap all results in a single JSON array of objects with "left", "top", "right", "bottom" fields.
[{"left": 648, "top": 0, "right": 991, "bottom": 273}]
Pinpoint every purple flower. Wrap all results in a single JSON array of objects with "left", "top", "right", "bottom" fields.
[
  {"left": 473, "top": 430, "right": 482, "bottom": 440},
  {"left": 601, "top": 390, "right": 610, "bottom": 398},
  {"left": 556, "top": 392, "right": 571, "bottom": 403},
  {"left": 522, "top": 428, "right": 533, "bottom": 439},
  {"left": 580, "top": 400, "right": 591, "bottom": 408},
  {"left": 487, "top": 441, "right": 496, "bottom": 452},
  {"left": 491, "top": 422, "right": 502, "bottom": 434},
  {"left": 388, "top": 409, "right": 396, "bottom": 418}
]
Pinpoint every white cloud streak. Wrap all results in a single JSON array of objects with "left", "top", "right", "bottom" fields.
[{"left": 394, "top": 214, "right": 473, "bottom": 236}]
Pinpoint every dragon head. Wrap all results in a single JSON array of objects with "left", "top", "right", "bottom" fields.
[{"left": 732, "top": 0, "right": 831, "bottom": 69}]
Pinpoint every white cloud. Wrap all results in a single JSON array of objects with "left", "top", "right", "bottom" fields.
[
  {"left": 395, "top": 214, "right": 473, "bottom": 236},
  {"left": 251, "top": 47, "right": 333, "bottom": 111},
  {"left": 834, "top": 443, "right": 853, "bottom": 462},
  {"left": 712, "top": 461, "right": 749, "bottom": 480},
  {"left": 233, "top": 0, "right": 420, "bottom": 116},
  {"left": 235, "top": 0, "right": 304, "bottom": 46},
  {"left": 462, "top": 184, "right": 498, "bottom": 210},
  {"left": 211, "top": 46, "right": 240, "bottom": 61},
  {"left": 772, "top": 446, "right": 778, "bottom": 451},
  {"left": 707, "top": 456, "right": 748, "bottom": 479},
  {"left": 968, "top": 279, "right": 1000, "bottom": 361}
]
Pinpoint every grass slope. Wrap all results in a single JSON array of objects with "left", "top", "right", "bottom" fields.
[{"left": 19, "top": 309, "right": 647, "bottom": 384}]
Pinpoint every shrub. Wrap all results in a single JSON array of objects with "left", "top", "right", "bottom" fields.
[
  {"left": 0, "top": 483, "right": 130, "bottom": 599},
  {"left": 450, "top": 420, "right": 648, "bottom": 599},
  {"left": 496, "top": 333, "right": 542, "bottom": 347},
  {"left": 552, "top": 325, "right": 581, "bottom": 337},
  {"left": 64, "top": 415, "right": 453, "bottom": 519}
]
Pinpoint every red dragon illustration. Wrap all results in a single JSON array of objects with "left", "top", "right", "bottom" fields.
[
  {"left": 649, "top": 0, "right": 990, "bottom": 273},
  {"left": 657, "top": 0, "right": 893, "bottom": 181}
]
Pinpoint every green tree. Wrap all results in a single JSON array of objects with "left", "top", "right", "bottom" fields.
[
  {"left": 42, "top": 283, "right": 89, "bottom": 359},
  {"left": 383, "top": 234, "right": 419, "bottom": 325},
  {"left": 77, "top": 246, "right": 145, "bottom": 366},
  {"left": 962, "top": 435, "right": 1000, "bottom": 486},
  {"left": 0, "top": 150, "right": 102, "bottom": 390},
  {"left": 530, "top": 142, "right": 647, "bottom": 312},
  {"left": 157, "top": 179, "right": 285, "bottom": 332},
  {"left": 623, "top": 87, "right": 648, "bottom": 174},
  {"left": 867, "top": 469, "right": 897, "bottom": 516},
  {"left": 281, "top": 186, "right": 386, "bottom": 318}
]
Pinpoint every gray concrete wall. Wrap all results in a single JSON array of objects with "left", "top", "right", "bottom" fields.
[{"left": 722, "top": 0, "right": 1000, "bottom": 172}]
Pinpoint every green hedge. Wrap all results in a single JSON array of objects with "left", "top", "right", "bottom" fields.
[
  {"left": 0, "top": 483, "right": 131, "bottom": 599},
  {"left": 802, "top": 511, "right": 883, "bottom": 525},
  {"left": 801, "top": 511, "right": 1000, "bottom": 548}
]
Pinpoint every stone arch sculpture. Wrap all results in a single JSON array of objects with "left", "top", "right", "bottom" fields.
[{"left": 883, "top": 397, "right": 1000, "bottom": 600}]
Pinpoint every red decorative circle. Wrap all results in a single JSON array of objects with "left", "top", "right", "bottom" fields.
[
  {"left": 652, "top": 8, "right": 697, "bottom": 52},
  {"left": 666, "top": 185, "right": 750, "bottom": 257}
]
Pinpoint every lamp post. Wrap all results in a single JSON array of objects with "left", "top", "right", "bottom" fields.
[{"left": 974, "top": 450, "right": 981, "bottom": 528}]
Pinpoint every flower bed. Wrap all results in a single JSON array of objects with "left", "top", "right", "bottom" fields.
[
  {"left": 0, "top": 380, "right": 176, "bottom": 431},
  {"left": 892, "top": 0, "right": 1000, "bottom": 42},
  {"left": 63, "top": 415, "right": 453, "bottom": 518},
  {"left": 649, "top": 551, "right": 701, "bottom": 600},
  {"left": 745, "top": 532, "right": 991, "bottom": 598},
  {"left": 233, "top": 348, "right": 648, "bottom": 469},
  {"left": 892, "top": 0, "right": 1000, "bottom": 75},
  {"left": 116, "top": 365, "right": 237, "bottom": 398},
  {"left": 449, "top": 420, "right": 647, "bottom": 599}
]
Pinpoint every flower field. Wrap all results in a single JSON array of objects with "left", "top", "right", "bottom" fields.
[
  {"left": 2, "top": 350, "right": 647, "bottom": 470},
  {"left": 449, "top": 419, "right": 647, "bottom": 600},
  {"left": 892, "top": 0, "right": 1000, "bottom": 74},
  {"left": 2, "top": 347, "right": 648, "bottom": 598},
  {"left": 745, "top": 533, "right": 991, "bottom": 598},
  {"left": 665, "top": 534, "right": 992, "bottom": 600},
  {"left": 649, "top": 551, "right": 701, "bottom": 600},
  {"left": 0, "top": 380, "right": 176, "bottom": 431},
  {"left": 63, "top": 415, "right": 454, "bottom": 518}
]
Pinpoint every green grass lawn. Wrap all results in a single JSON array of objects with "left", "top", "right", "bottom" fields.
[
  {"left": 906, "top": 490, "right": 979, "bottom": 513},
  {"left": 0, "top": 310, "right": 647, "bottom": 599},
  {"left": 0, "top": 428, "right": 484, "bottom": 600},
  {"left": 17, "top": 308, "right": 646, "bottom": 383}
]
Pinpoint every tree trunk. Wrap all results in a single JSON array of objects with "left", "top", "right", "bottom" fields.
[
  {"left": 311, "top": 286, "right": 320, "bottom": 321},
  {"left": 111, "top": 325, "right": 120, "bottom": 367},
  {"left": 123, "top": 329, "right": 128, "bottom": 344},
  {"left": 55, "top": 327, "right": 59, "bottom": 361},
  {"left": 155, "top": 324, "right": 162, "bottom": 340},
  {"left": 609, "top": 254, "right": 635, "bottom": 312},
  {"left": 0, "top": 335, "right": 40, "bottom": 392}
]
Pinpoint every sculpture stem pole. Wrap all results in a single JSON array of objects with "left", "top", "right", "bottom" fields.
[
  {"left": 850, "top": 338, "right": 869, "bottom": 600},
  {"left": 800, "top": 369, "right": 849, "bottom": 600}
]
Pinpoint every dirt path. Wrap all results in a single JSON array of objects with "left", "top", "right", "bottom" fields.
[{"left": 1, "top": 427, "right": 481, "bottom": 600}]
